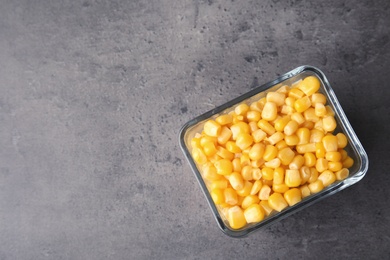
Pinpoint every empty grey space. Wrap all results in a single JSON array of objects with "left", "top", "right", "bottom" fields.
[{"left": 1, "top": 0, "right": 389, "bottom": 259}]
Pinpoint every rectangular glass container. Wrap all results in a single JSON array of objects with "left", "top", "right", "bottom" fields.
[{"left": 179, "top": 65, "right": 369, "bottom": 237}]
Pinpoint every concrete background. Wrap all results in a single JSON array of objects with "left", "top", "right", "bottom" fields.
[{"left": 1, "top": 0, "right": 389, "bottom": 259}]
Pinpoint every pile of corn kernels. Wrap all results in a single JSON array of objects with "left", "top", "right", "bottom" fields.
[{"left": 190, "top": 75, "right": 354, "bottom": 229}]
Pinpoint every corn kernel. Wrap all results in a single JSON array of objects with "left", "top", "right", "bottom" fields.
[
  {"left": 296, "top": 143, "right": 316, "bottom": 154},
  {"left": 242, "top": 165, "right": 253, "bottom": 181},
  {"left": 318, "top": 170, "right": 336, "bottom": 187},
  {"left": 226, "top": 141, "right": 241, "bottom": 153},
  {"left": 297, "top": 128, "right": 310, "bottom": 145},
  {"left": 310, "top": 129, "right": 325, "bottom": 143},
  {"left": 246, "top": 110, "right": 261, "bottom": 122},
  {"left": 251, "top": 159, "right": 264, "bottom": 169},
  {"left": 259, "top": 200, "right": 274, "bottom": 216},
  {"left": 301, "top": 120, "right": 314, "bottom": 130},
  {"left": 236, "top": 133, "right": 254, "bottom": 150},
  {"left": 224, "top": 188, "right": 238, "bottom": 205},
  {"left": 285, "top": 169, "right": 302, "bottom": 187},
  {"left": 339, "top": 149, "right": 348, "bottom": 161},
  {"left": 263, "top": 145, "right": 279, "bottom": 162},
  {"left": 192, "top": 147, "right": 207, "bottom": 165},
  {"left": 230, "top": 122, "right": 250, "bottom": 140},
  {"left": 216, "top": 146, "right": 234, "bottom": 160},
  {"left": 262, "top": 167, "right": 274, "bottom": 181},
  {"left": 311, "top": 93, "right": 326, "bottom": 104},
  {"left": 277, "top": 85, "right": 290, "bottom": 94},
  {"left": 248, "top": 121, "right": 259, "bottom": 132},
  {"left": 229, "top": 172, "right": 244, "bottom": 190},
  {"left": 336, "top": 133, "right": 348, "bottom": 148},
  {"left": 272, "top": 183, "right": 290, "bottom": 193},
  {"left": 259, "top": 184, "right": 271, "bottom": 200},
  {"left": 284, "top": 120, "right": 299, "bottom": 136},
  {"left": 300, "top": 166, "right": 311, "bottom": 185},
  {"left": 252, "top": 167, "right": 262, "bottom": 180},
  {"left": 202, "top": 163, "right": 221, "bottom": 181},
  {"left": 322, "top": 135, "right": 338, "bottom": 152},
  {"left": 258, "top": 119, "right": 276, "bottom": 135},
  {"left": 304, "top": 152, "right": 317, "bottom": 167},
  {"left": 267, "top": 92, "right": 286, "bottom": 106},
  {"left": 316, "top": 158, "right": 328, "bottom": 172},
  {"left": 315, "top": 103, "right": 327, "bottom": 117},
  {"left": 202, "top": 141, "right": 217, "bottom": 156},
  {"left": 258, "top": 97, "right": 267, "bottom": 108},
  {"left": 291, "top": 112, "right": 305, "bottom": 125},
  {"left": 244, "top": 204, "right": 265, "bottom": 223},
  {"left": 236, "top": 181, "right": 253, "bottom": 197},
  {"left": 252, "top": 129, "right": 267, "bottom": 143},
  {"left": 323, "top": 116, "right": 337, "bottom": 132},
  {"left": 227, "top": 206, "right": 247, "bottom": 229},
  {"left": 299, "top": 76, "right": 321, "bottom": 96},
  {"left": 308, "top": 180, "right": 324, "bottom": 193},
  {"left": 285, "top": 134, "right": 300, "bottom": 146},
  {"left": 336, "top": 168, "right": 349, "bottom": 180},
  {"left": 241, "top": 195, "right": 260, "bottom": 209},
  {"left": 211, "top": 188, "right": 225, "bottom": 204},
  {"left": 308, "top": 167, "right": 318, "bottom": 183},
  {"left": 273, "top": 167, "right": 285, "bottom": 185},
  {"left": 289, "top": 155, "right": 305, "bottom": 170},
  {"left": 343, "top": 156, "right": 354, "bottom": 168},
  {"left": 216, "top": 114, "right": 233, "bottom": 125},
  {"left": 268, "top": 132, "right": 285, "bottom": 145},
  {"left": 325, "top": 105, "right": 335, "bottom": 116},
  {"left": 200, "top": 135, "right": 217, "bottom": 147},
  {"left": 289, "top": 88, "right": 304, "bottom": 99},
  {"left": 300, "top": 185, "right": 311, "bottom": 198},
  {"left": 268, "top": 193, "right": 289, "bottom": 212},
  {"left": 284, "top": 188, "right": 302, "bottom": 206},
  {"left": 235, "top": 103, "right": 249, "bottom": 116},
  {"left": 328, "top": 161, "right": 343, "bottom": 172},
  {"left": 325, "top": 151, "right": 341, "bottom": 162},
  {"left": 262, "top": 102, "right": 278, "bottom": 121},
  {"left": 250, "top": 180, "right": 263, "bottom": 195},
  {"left": 265, "top": 158, "right": 281, "bottom": 168},
  {"left": 294, "top": 96, "right": 312, "bottom": 113},
  {"left": 285, "top": 96, "right": 296, "bottom": 107},
  {"left": 250, "top": 101, "right": 263, "bottom": 112},
  {"left": 191, "top": 137, "right": 202, "bottom": 149},
  {"left": 274, "top": 116, "right": 291, "bottom": 132},
  {"left": 275, "top": 140, "right": 288, "bottom": 150},
  {"left": 240, "top": 154, "right": 251, "bottom": 167},
  {"left": 249, "top": 143, "right": 266, "bottom": 161},
  {"left": 304, "top": 107, "right": 319, "bottom": 122},
  {"left": 217, "top": 126, "right": 232, "bottom": 145},
  {"left": 315, "top": 142, "right": 326, "bottom": 158},
  {"left": 281, "top": 105, "right": 294, "bottom": 115},
  {"left": 204, "top": 120, "right": 222, "bottom": 137},
  {"left": 210, "top": 179, "right": 228, "bottom": 190},
  {"left": 214, "top": 159, "right": 233, "bottom": 175}
]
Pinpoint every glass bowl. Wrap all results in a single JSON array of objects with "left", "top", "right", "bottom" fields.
[{"left": 179, "top": 65, "right": 369, "bottom": 237}]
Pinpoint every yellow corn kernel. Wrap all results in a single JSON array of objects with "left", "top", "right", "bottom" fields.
[
  {"left": 304, "top": 108, "right": 319, "bottom": 122},
  {"left": 246, "top": 110, "right": 260, "bottom": 122},
  {"left": 192, "top": 147, "right": 208, "bottom": 165},
  {"left": 325, "top": 105, "right": 335, "bottom": 116},
  {"left": 328, "top": 161, "right": 343, "bottom": 172},
  {"left": 229, "top": 172, "right": 244, "bottom": 190},
  {"left": 316, "top": 142, "right": 326, "bottom": 158},
  {"left": 336, "top": 168, "right": 350, "bottom": 180},
  {"left": 308, "top": 167, "right": 318, "bottom": 183},
  {"left": 224, "top": 188, "right": 238, "bottom": 205},
  {"left": 236, "top": 133, "right": 253, "bottom": 150},
  {"left": 262, "top": 167, "right": 274, "bottom": 181},
  {"left": 258, "top": 119, "right": 276, "bottom": 135},
  {"left": 241, "top": 195, "right": 260, "bottom": 209},
  {"left": 310, "top": 129, "right": 325, "bottom": 143},
  {"left": 311, "top": 93, "right": 326, "bottom": 105},
  {"left": 343, "top": 156, "right": 354, "bottom": 168},
  {"left": 230, "top": 122, "right": 250, "bottom": 140},
  {"left": 339, "top": 149, "right": 348, "bottom": 161},
  {"left": 281, "top": 105, "right": 294, "bottom": 115},
  {"left": 296, "top": 143, "right": 316, "bottom": 154},
  {"left": 214, "top": 159, "right": 233, "bottom": 175},
  {"left": 289, "top": 88, "right": 304, "bottom": 99},
  {"left": 242, "top": 165, "right": 253, "bottom": 181},
  {"left": 268, "top": 132, "right": 285, "bottom": 145},
  {"left": 300, "top": 166, "right": 311, "bottom": 185},
  {"left": 267, "top": 92, "right": 286, "bottom": 106},
  {"left": 284, "top": 120, "right": 299, "bottom": 136},
  {"left": 258, "top": 97, "right": 267, "bottom": 108},
  {"left": 308, "top": 180, "right": 324, "bottom": 194},
  {"left": 248, "top": 121, "right": 259, "bottom": 132},
  {"left": 244, "top": 204, "right": 265, "bottom": 223},
  {"left": 315, "top": 103, "right": 327, "bottom": 117},
  {"left": 285, "top": 169, "right": 302, "bottom": 187},
  {"left": 263, "top": 145, "right": 279, "bottom": 162},
  {"left": 204, "top": 120, "right": 222, "bottom": 137},
  {"left": 259, "top": 184, "right": 271, "bottom": 200},
  {"left": 260, "top": 200, "right": 274, "bottom": 216},
  {"left": 336, "top": 133, "right": 348, "bottom": 148},
  {"left": 252, "top": 129, "right": 267, "bottom": 143},
  {"left": 232, "top": 114, "right": 244, "bottom": 124},
  {"left": 299, "top": 76, "right": 321, "bottom": 96},
  {"left": 235, "top": 103, "right": 249, "bottom": 116},
  {"left": 226, "top": 141, "right": 241, "bottom": 153},
  {"left": 304, "top": 152, "right": 317, "bottom": 167},
  {"left": 240, "top": 154, "right": 251, "bottom": 167},
  {"left": 300, "top": 184, "right": 311, "bottom": 198},
  {"left": 289, "top": 155, "right": 305, "bottom": 170},
  {"left": 208, "top": 153, "right": 221, "bottom": 164},
  {"left": 285, "top": 96, "right": 296, "bottom": 107},
  {"left": 250, "top": 180, "right": 263, "bottom": 195},
  {"left": 200, "top": 135, "right": 217, "bottom": 147},
  {"left": 291, "top": 112, "right": 305, "bottom": 125},
  {"left": 191, "top": 137, "right": 202, "bottom": 149},
  {"left": 262, "top": 102, "right": 278, "bottom": 121},
  {"left": 216, "top": 114, "right": 233, "bottom": 126},
  {"left": 294, "top": 96, "right": 312, "bottom": 113},
  {"left": 274, "top": 115, "right": 291, "bottom": 132},
  {"left": 318, "top": 170, "right": 336, "bottom": 187},
  {"left": 236, "top": 181, "right": 253, "bottom": 197},
  {"left": 251, "top": 159, "right": 264, "bottom": 169},
  {"left": 314, "top": 119, "right": 324, "bottom": 131},
  {"left": 202, "top": 163, "right": 221, "bottom": 181},
  {"left": 202, "top": 141, "right": 217, "bottom": 156},
  {"left": 231, "top": 159, "right": 241, "bottom": 174},
  {"left": 227, "top": 206, "right": 247, "bottom": 229},
  {"left": 217, "top": 126, "right": 232, "bottom": 145},
  {"left": 301, "top": 120, "right": 314, "bottom": 130},
  {"left": 297, "top": 127, "right": 310, "bottom": 145},
  {"left": 249, "top": 143, "right": 266, "bottom": 161},
  {"left": 265, "top": 158, "right": 281, "bottom": 168},
  {"left": 275, "top": 140, "right": 288, "bottom": 150},
  {"left": 284, "top": 188, "right": 302, "bottom": 206},
  {"left": 268, "top": 193, "right": 289, "bottom": 212},
  {"left": 325, "top": 151, "right": 342, "bottom": 162},
  {"left": 285, "top": 134, "right": 299, "bottom": 146},
  {"left": 250, "top": 101, "right": 263, "bottom": 112},
  {"left": 216, "top": 146, "right": 234, "bottom": 160},
  {"left": 210, "top": 179, "right": 228, "bottom": 190},
  {"left": 322, "top": 135, "right": 338, "bottom": 152},
  {"left": 323, "top": 116, "right": 337, "bottom": 132},
  {"left": 316, "top": 158, "right": 328, "bottom": 172},
  {"left": 272, "top": 183, "right": 289, "bottom": 193},
  {"left": 277, "top": 85, "right": 290, "bottom": 94},
  {"left": 273, "top": 167, "right": 285, "bottom": 185},
  {"left": 252, "top": 167, "right": 262, "bottom": 180},
  {"left": 211, "top": 188, "right": 225, "bottom": 204}
]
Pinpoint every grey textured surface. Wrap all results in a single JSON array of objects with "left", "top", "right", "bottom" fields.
[{"left": 1, "top": 0, "right": 389, "bottom": 259}]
